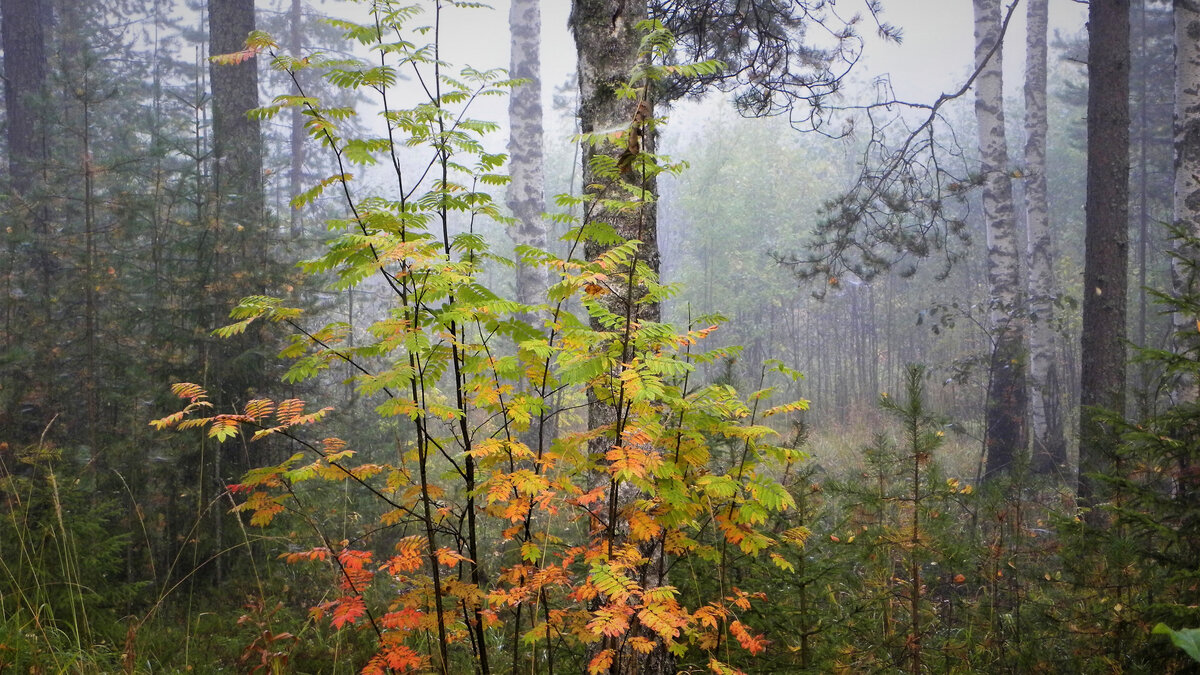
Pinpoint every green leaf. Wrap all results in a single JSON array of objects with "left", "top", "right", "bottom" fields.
[
  {"left": 695, "top": 475, "right": 738, "bottom": 500},
  {"left": 1153, "top": 624, "right": 1200, "bottom": 662},
  {"left": 212, "top": 317, "right": 255, "bottom": 339},
  {"left": 292, "top": 174, "right": 350, "bottom": 209}
]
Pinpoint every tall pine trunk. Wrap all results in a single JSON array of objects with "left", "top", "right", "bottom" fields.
[
  {"left": 207, "top": 0, "right": 264, "bottom": 586},
  {"left": 207, "top": 0, "right": 265, "bottom": 399},
  {"left": 1, "top": 0, "right": 50, "bottom": 441},
  {"left": 1024, "top": 0, "right": 1067, "bottom": 477},
  {"left": 1079, "top": 0, "right": 1130, "bottom": 505},
  {"left": 209, "top": 0, "right": 263, "bottom": 238},
  {"left": 974, "top": 0, "right": 1028, "bottom": 480},
  {"left": 2, "top": 0, "right": 47, "bottom": 196},
  {"left": 1172, "top": 0, "right": 1200, "bottom": 403},
  {"left": 288, "top": 0, "right": 305, "bottom": 238}
]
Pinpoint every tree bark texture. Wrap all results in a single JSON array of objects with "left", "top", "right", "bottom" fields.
[
  {"left": 2, "top": 0, "right": 47, "bottom": 196},
  {"left": 1079, "top": 0, "right": 1130, "bottom": 504},
  {"left": 573, "top": 0, "right": 660, "bottom": 455},
  {"left": 288, "top": 0, "right": 305, "bottom": 238},
  {"left": 1173, "top": 0, "right": 1200, "bottom": 402},
  {"left": 974, "top": 0, "right": 1028, "bottom": 480},
  {"left": 507, "top": 0, "right": 547, "bottom": 306},
  {"left": 573, "top": 0, "right": 659, "bottom": 303},
  {"left": 1024, "top": 0, "right": 1067, "bottom": 477},
  {"left": 572, "top": 2, "right": 666, "bottom": 673},
  {"left": 0, "top": 0, "right": 51, "bottom": 408},
  {"left": 209, "top": 0, "right": 263, "bottom": 234},
  {"left": 207, "top": 0, "right": 266, "bottom": 555}
]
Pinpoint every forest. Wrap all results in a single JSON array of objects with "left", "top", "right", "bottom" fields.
[{"left": 1, "top": 0, "right": 1198, "bottom": 672}]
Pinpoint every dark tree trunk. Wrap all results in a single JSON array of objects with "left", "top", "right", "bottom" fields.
[
  {"left": 209, "top": 0, "right": 263, "bottom": 236},
  {"left": 1, "top": 0, "right": 51, "bottom": 437},
  {"left": 206, "top": 0, "right": 266, "bottom": 395},
  {"left": 2, "top": 0, "right": 47, "bottom": 196},
  {"left": 573, "top": 0, "right": 660, "bottom": 466},
  {"left": 1079, "top": 0, "right": 1130, "bottom": 505},
  {"left": 207, "top": 0, "right": 264, "bottom": 586}
]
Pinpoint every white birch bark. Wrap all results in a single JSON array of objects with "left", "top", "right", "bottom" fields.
[
  {"left": 974, "top": 0, "right": 1027, "bottom": 479},
  {"left": 1024, "top": 0, "right": 1066, "bottom": 475},
  {"left": 506, "top": 0, "right": 547, "bottom": 306}
]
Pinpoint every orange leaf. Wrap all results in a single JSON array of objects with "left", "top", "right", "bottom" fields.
[
  {"left": 729, "top": 620, "right": 768, "bottom": 655},
  {"left": 588, "top": 649, "right": 614, "bottom": 675},
  {"left": 210, "top": 48, "right": 258, "bottom": 66},
  {"left": 330, "top": 595, "right": 366, "bottom": 629}
]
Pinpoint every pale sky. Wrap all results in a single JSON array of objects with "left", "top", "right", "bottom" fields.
[{"left": 435, "top": 0, "right": 1089, "bottom": 113}]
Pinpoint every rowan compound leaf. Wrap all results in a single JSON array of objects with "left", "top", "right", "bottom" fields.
[
  {"left": 244, "top": 29, "right": 277, "bottom": 51},
  {"left": 628, "top": 509, "right": 663, "bottom": 542},
  {"left": 291, "top": 174, "right": 351, "bottom": 209},
  {"left": 782, "top": 526, "right": 812, "bottom": 547},
  {"left": 243, "top": 398, "right": 275, "bottom": 421},
  {"left": 170, "top": 383, "right": 206, "bottom": 401},
  {"left": 276, "top": 399, "right": 306, "bottom": 424},
  {"left": 729, "top": 620, "right": 768, "bottom": 655},
  {"left": 588, "top": 649, "right": 614, "bottom": 675},
  {"left": 149, "top": 410, "right": 185, "bottom": 430},
  {"left": 708, "top": 657, "right": 745, "bottom": 675},
  {"left": 330, "top": 595, "right": 366, "bottom": 629},
  {"left": 762, "top": 398, "right": 811, "bottom": 418},
  {"left": 628, "top": 636, "right": 655, "bottom": 654},
  {"left": 769, "top": 552, "right": 795, "bottom": 573},
  {"left": 212, "top": 317, "right": 255, "bottom": 338},
  {"left": 521, "top": 621, "right": 554, "bottom": 645},
  {"left": 638, "top": 599, "right": 685, "bottom": 640},
  {"left": 521, "top": 541, "right": 541, "bottom": 563},
  {"left": 695, "top": 474, "right": 738, "bottom": 500},
  {"left": 381, "top": 608, "right": 425, "bottom": 631},
  {"left": 208, "top": 419, "right": 239, "bottom": 443},
  {"left": 587, "top": 607, "right": 630, "bottom": 638},
  {"left": 385, "top": 536, "right": 426, "bottom": 574},
  {"left": 436, "top": 547, "right": 471, "bottom": 567},
  {"left": 590, "top": 565, "right": 639, "bottom": 603},
  {"left": 210, "top": 48, "right": 258, "bottom": 66},
  {"left": 382, "top": 645, "right": 424, "bottom": 671},
  {"left": 749, "top": 479, "right": 795, "bottom": 512}
]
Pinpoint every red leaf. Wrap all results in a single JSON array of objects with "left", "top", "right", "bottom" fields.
[{"left": 330, "top": 595, "right": 366, "bottom": 629}]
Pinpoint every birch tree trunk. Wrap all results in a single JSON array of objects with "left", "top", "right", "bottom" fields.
[
  {"left": 1024, "top": 0, "right": 1067, "bottom": 477},
  {"left": 974, "top": 0, "right": 1028, "bottom": 480},
  {"left": 507, "top": 0, "right": 547, "bottom": 306},
  {"left": 1172, "top": 0, "right": 1200, "bottom": 403},
  {"left": 1079, "top": 0, "right": 1130, "bottom": 505}
]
